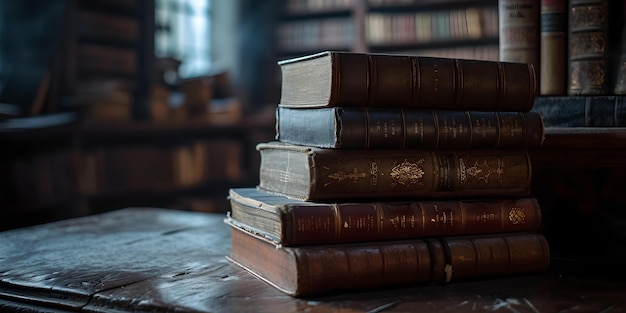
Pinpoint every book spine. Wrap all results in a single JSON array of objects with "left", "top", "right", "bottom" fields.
[
  {"left": 230, "top": 227, "right": 550, "bottom": 296},
  {"left": 532, "top": 96, "right": 626, "bottom": 126},
  {"left": 258, "top": 145, "right": 533, "bottom": 200},
  {"left": 434, "top": 232, "right": 550, "bottom": 280},
  {"left": 329, "top": 53, "right": 536, "bottom": 111},
  {"left": 499, "top": 0, "right": 540, "bottom": 71},
  {"left": 276, "top": 107, "right": 545, "bottom": 149},
  {"left": 280, "top": 198, "right": 542, "bottom": 245},
  {"left": 540, "top": 0, "right": 567, "bottom": 95},
  {"left": 295, "top": 237, "right": 434, "bottom": 295},
  {"left": 568, "top": 0, "right": 609, "bottom": 95},
  {"left": 613, "top": 5, "right": 626, "bottom": 94}
]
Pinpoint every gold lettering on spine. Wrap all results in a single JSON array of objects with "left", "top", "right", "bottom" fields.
[
  {"left": 500, "top": 116, "right": 520, "bottom": 139},
  {"left": 477, "top": 212, "right": 496, "bottom": 222},
  {"left": 326, "top": 167, "right": 367, "bottom": 187},
  {"left": 345, "top": 214, "right": 376, "bottom": 231},
  {"left": 388, "top": 211, "right": 416, "bottom": 232},
  {"left": 370, "top": 161, "right": 378, "bottom": 189},
  {"left": 433, "top": 63, "right": 440, "bottom": 95},
  {"left": 296, "top": 215, "right": 332, "bottom": 234},
  {"left": 377, "top": 120, "right": 396, "bottom": 138},
  {"left": 474, "top": 116, "right": 493, "bottom": 139},
  {"left": 430, "top": 204, "right": 455, "bottom": 230},
  {"left": 415, "top": 115, "right": 425, "bottom": 143}
]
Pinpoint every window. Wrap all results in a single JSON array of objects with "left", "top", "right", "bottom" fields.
[{"left": 155, "top": 0, "right": 211, "bottom": 79}]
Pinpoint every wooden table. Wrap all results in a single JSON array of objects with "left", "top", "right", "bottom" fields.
[{"left": 1, "top": 208, "right": 625, "bottom": 313}]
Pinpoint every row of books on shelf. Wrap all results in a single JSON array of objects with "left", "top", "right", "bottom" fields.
[
  {"left": 278, "top": 18, "right": 354, "bottom": 51},
  {"left": 284, "top": 0, "right": 494, "bottom": 14},
  {"left": 285, "top": 0, "right": 356, "bottom": 13},
  {"left": 366, "top": 7, "right": 498, "bottom": 46},
  {"left": 501, "top": 0, "right": 626, "bottom": 97},
  {"left": 280, "top": 0, "right": 626, "bottom": 98},
  {"left": 225, "top": 51, "right": 550, "bottom": 297},
  {"left": 277, "top": 5, "right": 498, "bottom": 53},
  {"left": 60, "top": 68, "right": 242, "bottom": 124},
  {"left": 4, "top": 139, "right": 243, "bottom": 209},
  {"left": 77, "top": 140, "right": 242, "bottom": 195},
  {"left": 399, "top": 45, "right": 499, "bottom": 61}
]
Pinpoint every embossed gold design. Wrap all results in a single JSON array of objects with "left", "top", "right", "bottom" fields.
[
  {"left": 570, "top": 61, "right": 606, "bottom": 91},
  {"left": 460, "top": 158, "right": 504, "bottom": 184},
  {"left": 508, "top": 207, "right": 526, "bottom": 224},
  {"left": 390, "top": 159, "right": 425, "bottom": 186},
  {"left": 327, "top": 168, "right": 366, "bottom": 184},
  {"left": 570, "top": 5, "right": 607, "bottom": 29}
]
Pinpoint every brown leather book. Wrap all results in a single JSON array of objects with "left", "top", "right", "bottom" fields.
[
  {"left": 257, "top": 141, "right": 533, "bottom": 201},
  {"left": 276, "top": 107, "right": 545, "bottom": 149},
  {"left": 567, "top": 0, "right": 620, "bottom": 95},
  {"left": 278, "top": 51, "right": 537, "bottom": 112},
  {"left": 227, "top": 223, "right": 550, "bottom": 297},
  {"left": 227, "top": 188, "right": 543, "bottom": 246}
]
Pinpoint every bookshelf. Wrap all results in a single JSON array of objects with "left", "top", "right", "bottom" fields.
[
  {"left": 61, "top": 0, "right": 155, "bottom": 121},
  {"left": 1, "top": 0, "right": 278, "bottom": 231},
  {"left": 0, "top": 118, "right": 275, "bottom": 231},
  {"left": 268, "top": 0, "right": 499, "bottom": 104},
  {"left": 276, "top": 0, "right": 499, "bottom": 60}
]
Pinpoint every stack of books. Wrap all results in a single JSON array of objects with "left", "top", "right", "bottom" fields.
[{"left": 225, "top": 51, "right": 550, "bottom": 297}]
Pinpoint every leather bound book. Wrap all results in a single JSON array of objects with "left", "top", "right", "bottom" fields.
[
  {"left": 567, "top": 0, "right": 620, "bottom": 95},
  {"left": 276, "top": 107, "right": 545, "bottom": 149},
  {"left": 540, "top": 0, "right": 567, "bottom": 95},
  {"left": 499, "top": 0, "right": 540, "bottom": 73},
  {"left": 227, "top": 223, "right": 550, "bottom": 297},
  {"left": 257, "top": 141, "right": 533, "bottom": 201},
  {"left": 532, "top": 95, "right": 626, "bottom": 126},
  {"left": 278, "top": 51, "right": 537, "bottom": 112},
  {"left": 227, "top": 188, "right": 543, "bottom": 246},
  {"left": 614, "top": 5, "right": 626, "bottom": 94}
]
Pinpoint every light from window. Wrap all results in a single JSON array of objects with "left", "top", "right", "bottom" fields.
[{"left": 155, "top": 0, "right": 211, "bottom": 79}]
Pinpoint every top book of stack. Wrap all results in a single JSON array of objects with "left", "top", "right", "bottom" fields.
[{"left": 278, "top": 51, "right": 537, "bottom": 112}]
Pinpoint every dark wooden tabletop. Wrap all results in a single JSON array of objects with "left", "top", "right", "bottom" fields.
[{"left": 1, "top": 207, "right": 625, "bottom": 313}]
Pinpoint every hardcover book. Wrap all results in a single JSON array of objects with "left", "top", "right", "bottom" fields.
[
  {"left": 278, "top": 51, "right": 537, "bottom": 111},
  {"left": 540, "top": 0, "right": 567, "bottom": 95},
  {"left": 228, "top": 188, "right": 543, "bottom": 246},
  {"left": 498, "top": 0, "right": 540, "bottom": 72},
  {"left": 257, "top": 141, "right": 533, "bottom": 201},
  {"left": 532, "top": 96, "right": 626, "bottom": 127},
  {"left": 276, "top": 107, "right": 545, "bottom": 149},
  {"left": 567, "top": 0, "right": 621, "bottom": 95},
  {"left": 227, "top": 222, "right": 551, "bottom": 297}
]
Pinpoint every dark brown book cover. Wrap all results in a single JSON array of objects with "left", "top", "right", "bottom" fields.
[
  {"left": 276, "top": 107, "right": 545, "bottom": 149},
  {"left": 567, "top": 0, "right": 621, "bottom": 95},
  {"left": 228, "top": 188, "right": 543, "bottom": 246},
  {"left": 227, "top": 223, "right": 550, "bottom": 297},
  {"left": 257, "top": 141, "right": 533, "bottom": 201},
  {"left": 278, "top": 51, "right": 537, "bottom": 112}
]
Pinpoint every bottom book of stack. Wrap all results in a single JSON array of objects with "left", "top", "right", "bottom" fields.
[{"left": 225, "top": 188, "right": 550, "bottom": 297}]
